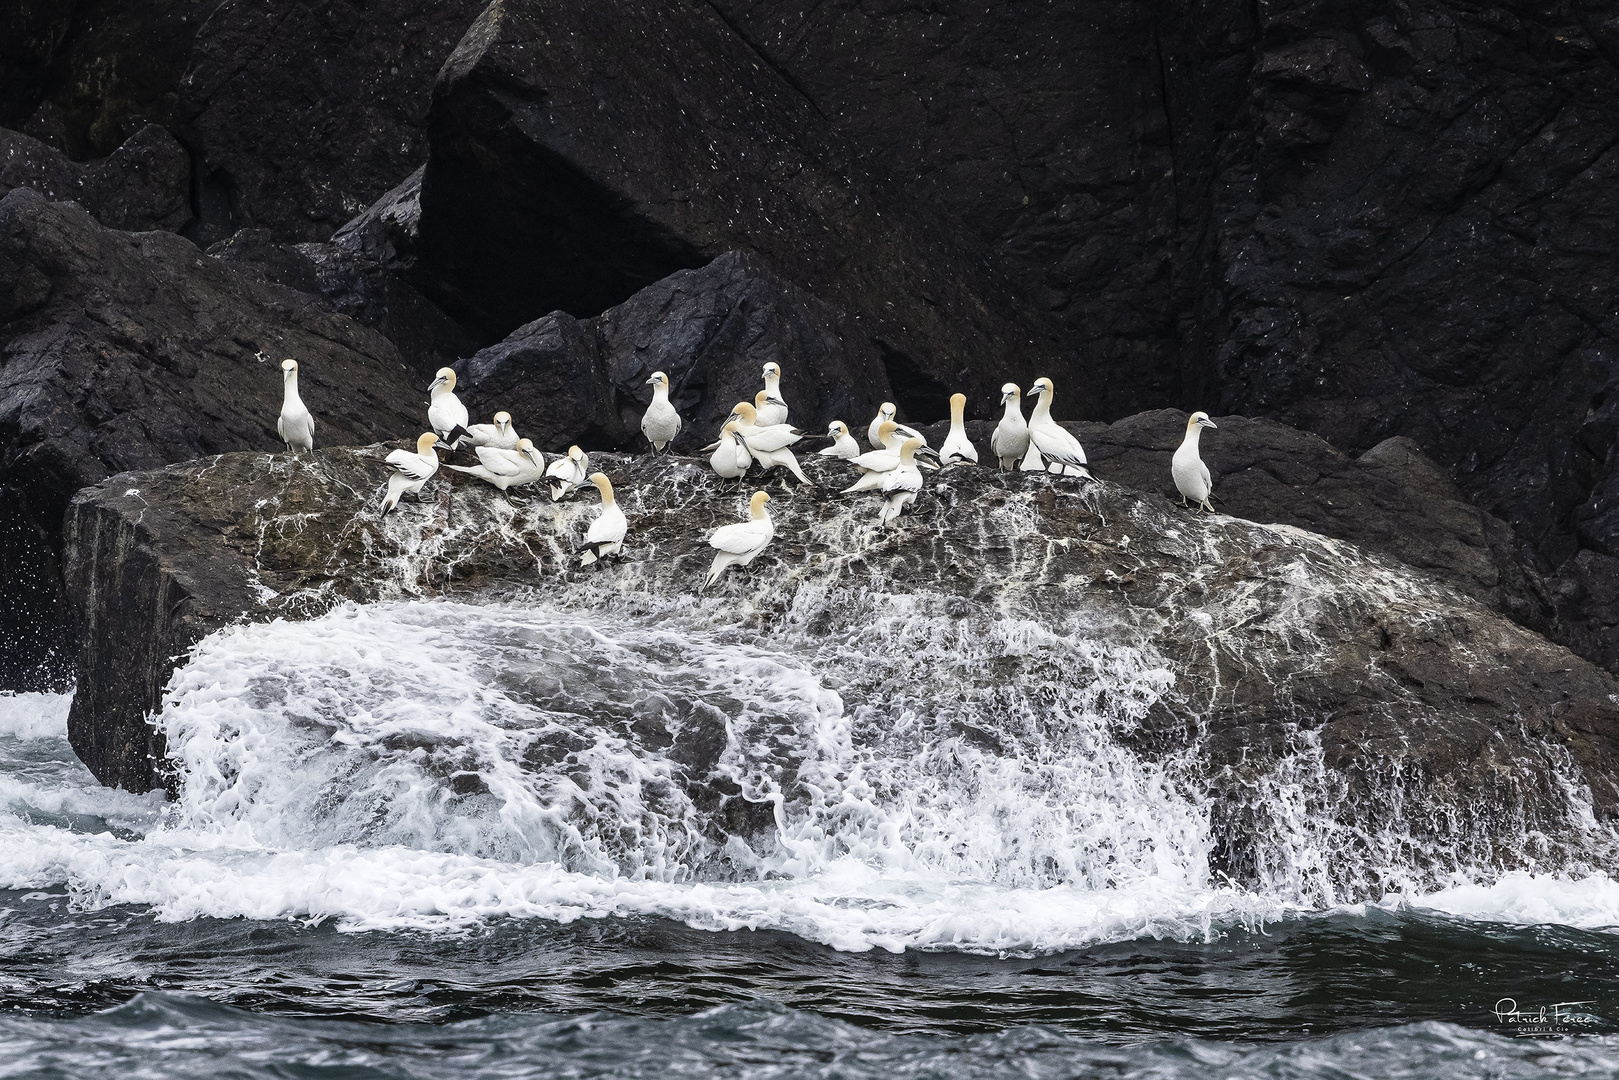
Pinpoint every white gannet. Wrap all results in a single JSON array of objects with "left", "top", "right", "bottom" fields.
[
  {"left": 545, "top": 445, "right": 590, "bottom": 501},
  {"left": 381, "top": 433, "right": 440, "bottom": 513},
  {"left": 1019, "top": 440, "right": 1046, "bottom": 472},
  {"left": 731, "top": 401, "right": 811, "bottom": 484},
  {"left": 841, "top": 420, "right": 907, "bottom": 493},
  {"left": 991, "top": 383, "right": 1029, "bottom": 470},
  {"left": 757, "top": 362, "right": 790, "bottom": 427},
  {"left": 578, "top": 473, "right": 627, "bottom": 566},
  {"left": 446, "top": 438, "right": 546, "bottom": 491},
  {"left": 819, "top": 420, "right": 862, "bottom": 459},
  {"left": 709, "top": 418, "right": 753, "bottom": 480},
  {"left": 427, "top": 367, "right": 472, "bottom": 447},
  {"left": 866, "top": 402, "right": 925, "bottom": 450},
  {"left": 939, "top": 393, "right": 978, "bottom": 466},
  {"left": 1025, "top": 377, "right": 1090, "bottom": 477},
  {"left": 704, "top": 490, "right": 775, "bottom": 588},
  {"left": 1173, "top": 411, "right": 1218, "bottom": 511},
  {"left": 462, "top": 410, "right": 520, "bottom": 450},
  {"left": 641, "top": 371, "right": 682, "bottom": 453},
  {"left": 878, "top": 437, "right": 925, "bottom": 527},
  {"left": 277, "top": 358, "right": 315, "bottom": 452}
]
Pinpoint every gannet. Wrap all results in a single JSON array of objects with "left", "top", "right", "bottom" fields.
[
  {"left": 462, "top": 411, "right": 520, "bottom": 449},
  {"left": 991, "top": 383, "right": 1029, "bottom": 470},
  {"left": 381, "top": 433, "right": 440, "bottom": 513},
  {"left": 277, "top": 358, "right": 315, "bottom": 452},
  {"left": 446, "top": 438, "right": 546, "bottom": 491},
  {"left": 842, "top": 420, "right": 908, "bottom": 492},
  {"left": 427, "top": 368, "right": 472, "bottom": 447},
  {"left": 641, "top": 371, "right": 682, "bottom": 453},
  {"left": 819, "top": 420, "right": 862, "bottom": 459},
  {"left": 545, "top": 445, "right": 590, "bottom": 501},
  {"left": 1025, "top": 377, "right": 1090, "bottom": 477},
  {"left": 1019, "top": 441, "right": 1046, "bottom": 472},
  {"left": 866, "top": 402, "right": 926, "bottom": 450},
  {"left": 757, "top": 363, "right": 790, "bottom": 427},
  {"left": 731, "top": 402, "right": 811, "bottom": 484},
  {"left": 1173, "top": 412, "right": 1218, "bottom": 511},
  {"left": 709, "top": 418, "right": 753, "bottom": 480},
  {"left": 704, "top": 491, "right": 775, "bottom": 588},
  {"left": 939, "top": 393, "right": 978, "bottom": 466},
  {"left": 578, "top": 473, "right": 627, "bottom": 565},
  {"left": 878, "top": 437, "right": 925, "bottom": 527}
]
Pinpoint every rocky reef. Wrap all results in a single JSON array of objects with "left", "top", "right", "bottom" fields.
[{"left": 62, "top": 430, "right": 1619, "bottom": 898}]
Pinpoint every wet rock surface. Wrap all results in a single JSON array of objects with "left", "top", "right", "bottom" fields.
[
  {"left": 63, "top": 445, "right": 1619, "bottom": 897},
  {"left": 0, "top": 188, "right": 424, "bottom": 691}
]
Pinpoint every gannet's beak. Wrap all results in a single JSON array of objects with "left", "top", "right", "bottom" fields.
[
  {"left": 916, "top": 446, "right": 942, "bottom": 462},
  {"left": 645, "top": 376, "right": 656, "bottom": 385},
  {"left": 1200, "top": 417, "right": 1218, "bottom": 429}
]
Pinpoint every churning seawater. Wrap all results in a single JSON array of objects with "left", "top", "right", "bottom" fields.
[{"left": 4, "top": 597, "right": 1619, "bottom": 1077}]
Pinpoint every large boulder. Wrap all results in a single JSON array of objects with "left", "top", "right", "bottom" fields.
[
  {"left": 916, "top": 409, "right": 1566, "bottom": 658},
  {"left": 62, "top": 443, "right": 1619, "bottom": 900},
  {"left": 1, "top": 123, "right": 190, "bottom": 232},
  {"left": 457, "top": 251, "right": 891, "bottom": 453},
  {"left": 409, "top": 0, "right": 1066, "bottom": 419},
  {"left": 0, "top": 187, "right": 425, "bottom": 691}
]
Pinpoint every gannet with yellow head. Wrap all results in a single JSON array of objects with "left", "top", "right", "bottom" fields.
[
  {"left": 1025, "top": 377, "right": 1090, "bottom": 477},
  {"left": 709, "top": 417, "right": 753, "bottom": 480},
  {"left": 878, "top": 437, "right": 925, "bottom": 527},
  {"left": 819, "top": 420, "right": 862, "bottom": 459},
  {"left": 730, "top": 401, "right": 811, "bottom": 484},
  {"left": 757, "top": 362, "right": 790, "bottom": 427},
  {"left": 578, "top": 473, "right": 627, "bottom": 565},
  {"left": 641, "top": 371, "right": 682, "bottom": 452},
  {"left": 939, "top": 393, "right": 978, "bottom": 466},
  {"left": 990, "top": 383, "right": 1028, "bottom": 470},
  {"left": 446, "top": 438, "right": 546, "bottom": 490},
  {"left": 866, "top": 402, "right": 925, "bottom": 450},
  {"left": 545, "top": 445, "right": 589, "bottom": 501},
  {"left": 704, "top": 490, "right": 775, "bottom": 588},
  {"left": 382, "top": 432, "right": 440, "bottom": 513},
  {"left": 427, "top": 367, "right": 471, "bottom": 447},
  {"left": 277, "top": 358, "right": 315, "bottom": 452},
  {"left": 462, "top": 410, "right": 520, "bottom": 450},
  {"left": 1173, "top": 412, "right": 1218, "bottom": 511}
]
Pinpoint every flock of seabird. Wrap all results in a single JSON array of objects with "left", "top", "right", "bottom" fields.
[{"left": 276, "top": 359, "right": 1220, "bottom": 587}]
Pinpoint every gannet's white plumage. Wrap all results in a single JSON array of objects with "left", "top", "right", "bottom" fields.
[
  {"left": 991, "top": 383, "right": 1029, "bottom": 470},
  {"left": 578, "top": 473, "right": 627, "bottom": 566},
  {"left": 819, "top": 420, "right": 861, "bottom": 459},
  {"left": 427, "top": 368, "right": 471, "bottom": 446},
  {"left": 732, "top": 402, "right": 811, "bottom": 484},
  {"left": 1025, "top": 377, "right": 1090, "bottom": 477},
  {"left": 640, "top": 371, "right": 682, "bottom": 452},
  {"left": 756, "top": 363, "right": 789, "bottom": 427},
  {"left": 277, "top": 358, "right": 314, "bottom": 452},
  {"left": 709, "top": 418, "right": 753, "bottom": 480},
  {"left": 939, "top": 393, "right": 978, "bottom": 466},
  {"left": 1173, "top": 412, "right": 1218, "bottom": 511},
  {"left": 1019, "top": 441, "right": 1046, "bottom": 472},
  {"left": 462, "top": 411, "right": 520, "bottom": 450},
  {"left": 842, "top": 420, "right": 907, "bottom": 493},
  {"left": 446, "top": 438, "right": 546, "bottom": 490},
  {"left": 381, "top": 432, "right": 440, "bottom": 513},
  {"left": 545, "top": 445, "right": 589, "bottom": 501},
  {"left": 878, "top": 437, "right": 925, "bottom": 527},
  {"left": 704, "top": 491, "right": 775, "bottom": 588},
  {"left": 866, "top": 402, "right": 925, "bottom": 450}
]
